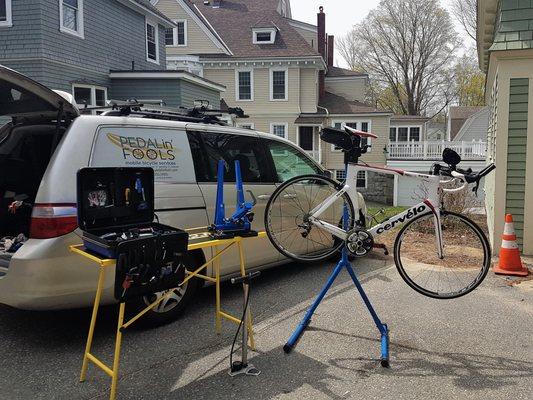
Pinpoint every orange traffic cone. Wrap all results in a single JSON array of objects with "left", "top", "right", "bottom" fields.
[{"left": 493, "top": 214, "right": 529, "bottom": 276}]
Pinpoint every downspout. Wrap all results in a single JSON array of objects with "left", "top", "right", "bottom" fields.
[{"left": 317, "top": 105, "right": 329, "bottom": 165}]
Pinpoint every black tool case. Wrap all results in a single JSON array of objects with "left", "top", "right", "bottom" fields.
[{"left": 76, "top": 167, "right": 188, "bottom": 259}]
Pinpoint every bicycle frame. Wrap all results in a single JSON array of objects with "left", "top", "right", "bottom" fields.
[{"left": 308, "top": 163, "right": 444, "bottom": 257}]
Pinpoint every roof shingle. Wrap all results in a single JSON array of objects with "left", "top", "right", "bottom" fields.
[
  {"left": 186, "top": 0, "right": 320, "bottom": 58},
  {"left": 319, "top": 92, "right": 390, "bottom": 115}
]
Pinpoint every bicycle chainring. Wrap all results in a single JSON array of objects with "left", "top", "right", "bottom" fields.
[{"left": 345, "top": 229, "right": 374, "bottom": 257}]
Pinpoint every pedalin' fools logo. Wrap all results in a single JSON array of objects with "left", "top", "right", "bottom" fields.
[{"left": 106, "top": 133, "right": 176, "bottom": 161}]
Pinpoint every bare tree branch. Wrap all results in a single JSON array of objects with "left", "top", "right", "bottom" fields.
[
  {"left": 450, "top": 0, "right": 477, "bottom": 41},
  {"left": 338, "top": 0, "right": 459, "bottom": 116}
]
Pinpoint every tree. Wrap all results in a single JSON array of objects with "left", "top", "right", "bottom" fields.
[
  {"left": 450, "top": 0, "right": 477, "bottom": 41},
  {"left": 339, "top": 0, "right": 459, "bottom": 116},
  {"left": 455, "top": 52, "right": 486, "bottom": 107}
]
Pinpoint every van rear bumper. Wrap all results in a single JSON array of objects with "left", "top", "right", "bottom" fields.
[{"left": 0, "top": 233, "right": 117, "bottom": 310}]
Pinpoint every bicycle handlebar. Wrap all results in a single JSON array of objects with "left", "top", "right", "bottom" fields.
[{"left": 432, "top": 162, "right": 496, "bottom": 196}]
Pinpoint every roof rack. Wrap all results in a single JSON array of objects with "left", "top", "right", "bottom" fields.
[{"left": 79, "top": 99, "right": 249, "bottom": 125}]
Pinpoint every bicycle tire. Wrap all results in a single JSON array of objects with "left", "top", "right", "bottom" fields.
[
  {"left": 394, "top": 210, "right": 491, "bottom": 299},
  {"left": 265, "top": 174, "right": 356, "bottom": 263}
]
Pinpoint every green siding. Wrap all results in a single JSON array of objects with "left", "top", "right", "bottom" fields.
[
  {"left": 491, "top": 0, "right": 533, "bottom": 52},
  {"left": 506, "top": 78, "right": 529, "bottom": 248}
]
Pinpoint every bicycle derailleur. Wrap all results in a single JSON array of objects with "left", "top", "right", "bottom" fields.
[{"left": 345, "top": 228, "right": 374, "bottom": 257}]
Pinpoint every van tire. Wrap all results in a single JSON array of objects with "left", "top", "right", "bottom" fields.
[{"left": 126, "top": 252, "right": 202, "bottom": 327}]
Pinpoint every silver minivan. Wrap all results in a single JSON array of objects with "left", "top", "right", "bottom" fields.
[{"left": 0, "top": 65, "right": 330, "bottom": 324}]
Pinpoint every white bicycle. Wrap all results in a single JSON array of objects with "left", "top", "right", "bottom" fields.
[{"left": 265, "top": 126, "right": 496, "bottom": 299}]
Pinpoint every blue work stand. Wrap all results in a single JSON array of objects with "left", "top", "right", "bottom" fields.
[{"left": 283, "top": 221, "right": 390, "bottom": 367}]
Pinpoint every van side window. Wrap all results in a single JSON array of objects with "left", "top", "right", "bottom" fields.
[
  {"left": 187, "top": 131, "right": 209, "bottom": 182},
  {"left": 266, "top": 140, "right": 321, "bottom": 182},
  {"left": 199, "top": 132, "right": 268, "bottom": 183}
]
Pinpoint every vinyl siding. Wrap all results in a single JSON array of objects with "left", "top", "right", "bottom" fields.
[
  {"left": 0, "top": 0, "right": 43, "bottom": 59},
  {"left": 454, "top": 108, "right": 490, "bottom": 141},
  {"left": 179, "top": 79, "right": 220, "bottom": 108},
  {"left": 325, "top": 77, "right": 367, "bottom": 102},
  {"left": 109, "top": 78, "right": 220, "bottom": 108},
  {"left": 0, "top": 0, "right": 166, "bottom": 92},
  {"left": 204, "top": 67, "right": 302, "bottom": 115},
  {"left": 506, "top": 77, "right": 529, "bottom": 247},
  {"left": 300, "top": 68, "right": 318, "bottom": 113},
  {"left": 155, "top": 0, "right": 223, "bottom": 55},
  {"left": 321, "top": 115, "right": 390, "bottom": 169}
]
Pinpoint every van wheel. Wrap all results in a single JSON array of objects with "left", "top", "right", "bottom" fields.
[{"left": 126, "top": 253, "right": 201, "bottom": 327}]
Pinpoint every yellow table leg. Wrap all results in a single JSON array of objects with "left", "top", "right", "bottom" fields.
[
  {"left": 80, "top": 266, "right": 106, "bottom": 382},
  {"left": 237, "top": 240, "right": 255, "bottom": 350},
  {"left": 110, "top": 302, "right": 126, "bottom": 400},
  {"left": 215, "top": 245, "right": 221, "bottom": 334}
]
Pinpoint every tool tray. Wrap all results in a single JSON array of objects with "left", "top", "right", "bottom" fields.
[{"left": 76, "top": 167, "right": 188, "bottom": 259}]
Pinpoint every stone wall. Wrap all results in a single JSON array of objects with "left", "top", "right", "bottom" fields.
[{"left": 359, "top": 172, "right": 394, "bottom": 205}]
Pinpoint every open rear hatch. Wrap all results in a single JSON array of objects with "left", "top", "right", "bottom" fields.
[
  {"left": 0, "top": 65, "right": 79, "bottom": 121},
  {"left": 0, "top": 65, "right": 80, "bottom": 246}
]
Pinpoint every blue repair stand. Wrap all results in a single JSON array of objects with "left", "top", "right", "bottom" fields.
[{"left": 283, "top": 200, "right": 390, "bottom": 367}]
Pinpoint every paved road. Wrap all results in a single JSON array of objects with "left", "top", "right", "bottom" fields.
[{"left": 0, "top": 256, "right": 532, "bottom": 400}]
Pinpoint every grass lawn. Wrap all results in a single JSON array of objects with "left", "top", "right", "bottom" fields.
[{"left": 367, "top": 205, "right": 408, "bottom": 227}]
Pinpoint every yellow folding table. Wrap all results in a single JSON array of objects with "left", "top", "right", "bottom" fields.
[{"left": 70, "top": 230, "right": 266, "bottom": 400}]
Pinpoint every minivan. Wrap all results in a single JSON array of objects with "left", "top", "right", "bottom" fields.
[{"left": 0, "top": 65, "right": 361, "bottom": 324}]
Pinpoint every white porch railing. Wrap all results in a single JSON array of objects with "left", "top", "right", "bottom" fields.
[
  {"left": 305, "top": 150, "right": 320, "bottom": 162},
  {"left": 386, "top": 141, "right": 486, "bottom": 160}
]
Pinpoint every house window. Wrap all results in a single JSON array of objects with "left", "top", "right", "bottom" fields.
[
  {"left": 271, "top": 123, "right": 288, "bottom": 139},
  {"left": 0, "top": 0, "right": 12, "bottom": 27},
  {"left": 166, "top": 20, "right": 187, "bottom": 47},
  {"left": 59, "top": 0, "right": 84, "bottom": 38},
  {"left": 271, "top": 68, "right": 287, "bottom": 101},
  {"left": 176, "top": 20, "right": 186, "bottom": 45},
  {"left": 146, "top": 20, "right": 159, "bottom": 63},
  {"left": 389, "top": 126, "right": 422, "bottom": 142},
  {"left": 336, "top": 170, "right": 346, "bottom": 181},
  {"left": 236, "top": 70, "right": 253, "bottom": 101},
  {"left": 331, "top": 121, "right": 372, "bottom": 152},
  {"left": 253, "top": 28, "right": 276, "bottom": 44},
  {"left": 356, "top": 171, "right": 367, "bottom": 188},
  {"left": 73, "top": 84, "right": 107, "bottom": 113}
]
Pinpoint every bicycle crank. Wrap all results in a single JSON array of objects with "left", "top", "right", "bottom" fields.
[{"left": 345, "top": 229, "right": 374, "bottom": 257}]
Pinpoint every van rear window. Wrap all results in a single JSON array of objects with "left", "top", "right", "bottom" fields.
[{"left": 91, "top": 127, "right": 196, "bottom": 183}]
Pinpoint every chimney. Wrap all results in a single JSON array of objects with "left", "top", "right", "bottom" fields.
[
  {"left": 317, "top": 6, "right": 326, "bottom": 99},
  {"left": 327, "top": 35, "right": 334, "bottom": 67}
]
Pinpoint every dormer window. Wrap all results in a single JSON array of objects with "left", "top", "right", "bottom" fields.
[{"left": 252, "top": 28, "right": 277, "bottom": 44}]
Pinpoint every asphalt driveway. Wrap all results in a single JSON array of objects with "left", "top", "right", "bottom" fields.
[{"left": 0, "top": 255, "right": 531, "bottom": 400}]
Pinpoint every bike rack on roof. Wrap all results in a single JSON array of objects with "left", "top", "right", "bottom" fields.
[{"left": 78, "top": 99, "right": 249, "bottom": 125}]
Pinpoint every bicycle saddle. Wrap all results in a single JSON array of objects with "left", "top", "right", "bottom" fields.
[{"left": 320, "top": 126, "right": 378, "bottom": 151}]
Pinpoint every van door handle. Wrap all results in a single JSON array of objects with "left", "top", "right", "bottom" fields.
[{"left": 257, "top": 194, "right": 271, "bottom": 200}]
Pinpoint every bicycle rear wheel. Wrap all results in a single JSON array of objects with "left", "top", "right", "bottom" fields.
[
  {"left": 394, "top": 211, "right": 490, "bottom": 299},
  {"left": 265, "top": 174, "right": 355, "bottom": 263}
]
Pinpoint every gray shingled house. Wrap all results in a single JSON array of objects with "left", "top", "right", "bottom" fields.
[{"left": 0, "top": 0, "right": 224, "bottom": 108}]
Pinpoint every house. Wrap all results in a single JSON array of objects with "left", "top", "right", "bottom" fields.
[
  {"left": 387, "top": 112, "right": 487, "bottom": 206},
  {"left": 0, "top": 0, "right": 223, "bottom": 109},
  {"left": 448, "top": 106, "right": 486, "bottom": 140},
  {"left": 154, "top": 0, "right": 394, "bottom": 203},
  {"left": 477, "top": 0, "right": 533, "bottom": 255},
  {"left": 453, "top": 107, "right": 489, "bottom": 142}
]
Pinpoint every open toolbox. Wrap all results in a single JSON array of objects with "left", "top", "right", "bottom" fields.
[{"left": 77, "top": 167, "right": 189, "bottom": 300}]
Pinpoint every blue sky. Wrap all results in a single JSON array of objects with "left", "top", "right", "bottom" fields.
[{"left": 290, "top": 0, "right": 474, "bottom": 67}]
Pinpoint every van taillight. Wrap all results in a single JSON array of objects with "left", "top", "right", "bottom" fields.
[{"left": 30, "top": 203, "right": 78, "bottom": 239}]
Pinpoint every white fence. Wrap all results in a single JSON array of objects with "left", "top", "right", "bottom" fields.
[{"left": 387, "top": 141, "right": 486, "bottom": 160}]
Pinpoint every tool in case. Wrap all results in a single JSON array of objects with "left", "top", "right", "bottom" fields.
[{"left": 77, "top": 167, "right": 189, "bottom": 300}]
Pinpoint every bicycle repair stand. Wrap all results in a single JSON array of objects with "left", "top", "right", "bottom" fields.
[
  {"left": 283, "top": 204, "right": 390, "bottom": 368},
  {"left": 228, "top": 271, "right": 262, "bottom": 377}
]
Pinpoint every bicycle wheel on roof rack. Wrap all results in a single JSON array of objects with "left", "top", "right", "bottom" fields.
[
  {"left": 394, "top": 210, "right": 491, "bottom": 299},
  {"left": 264, "top": 174, "right": 356, "bottom": 263}
]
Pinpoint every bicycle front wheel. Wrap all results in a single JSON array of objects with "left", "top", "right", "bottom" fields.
[
  {"left": 265, "top": 174, "right": 355, "bottom": 263},
  {"left": 394, "top": 211, "right": 491, "bottom": 299}
]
